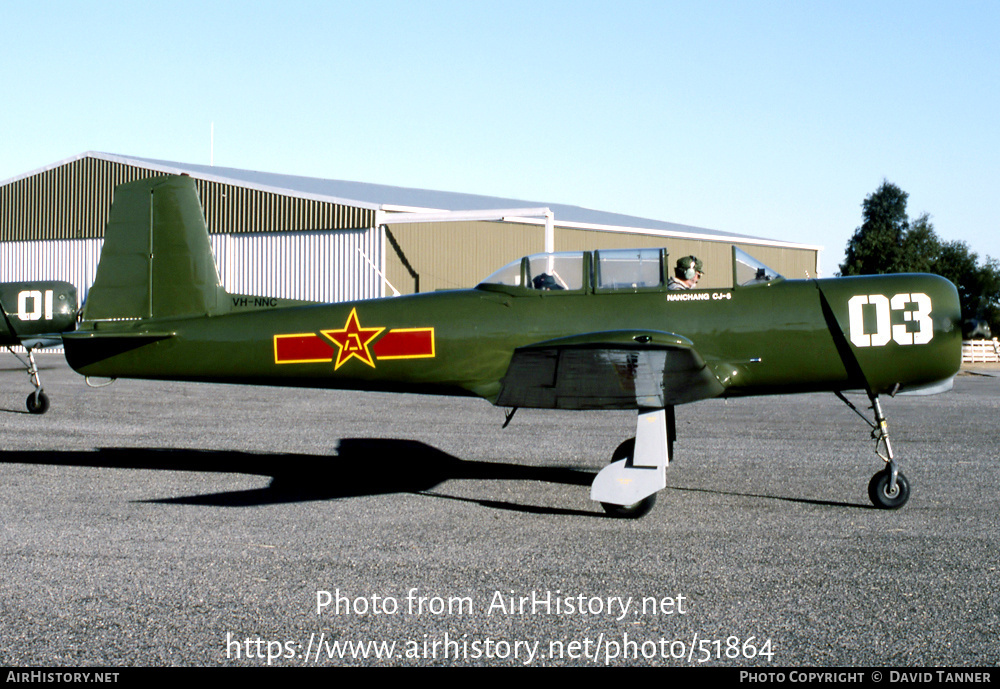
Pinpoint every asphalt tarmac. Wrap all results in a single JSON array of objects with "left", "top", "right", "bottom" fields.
[{"left": 1, "top": 355, "right": 998, "bottom": 667}]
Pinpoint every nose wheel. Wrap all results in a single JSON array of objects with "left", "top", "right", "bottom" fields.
[
  {"left": 6, "top": 346, "right": 51, "bottom": 414},
  {"left": 868, "top": 468, "right": 910, "bottom": 509},
  {"left": 26, "top": 390, "right": 50, "bottom": 414},
  {"left": 836, "top": 390, "right": 911, "bottom": 509}
]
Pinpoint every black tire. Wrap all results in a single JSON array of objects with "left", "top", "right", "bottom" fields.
[
  {"left": 601, "top": 493, "right": 657, "bottom": 519},
  {"left": 868, "top": 469, "right": 910, "bottom": 509},
  {"left": 601, "top": 437, "right": 656, "bottom": 518},
  {"left": 612, "top": 437, "right": 636, "bottom": 463},
  {"left": 26, "top": 391, "right": 50, "bottom": 415}
]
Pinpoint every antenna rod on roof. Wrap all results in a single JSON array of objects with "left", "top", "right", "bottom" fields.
[{"left": 210, "top": 122, "right": 214, "bottom": 166}]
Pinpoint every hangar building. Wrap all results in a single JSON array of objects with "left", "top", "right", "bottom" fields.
[{"left": 1, "top": 152, "right": 821, "bottom": 303}]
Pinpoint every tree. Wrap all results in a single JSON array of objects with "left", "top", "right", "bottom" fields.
[
  {"left": 977, "top": 259, "right": 1000, "bottom": 332},
  {"left": 839, "top": 181, "right": 1000, "bottom": 335},
  {"left": 901, "top": 213, "right": 941, "bottom": 274},
  {"left": 935, "top": 242, "right": 1000, "bottom": 334},
  {"left": 839, "top": 181, "right": 912, "bottom": 276},
  {"left": 934, "top": 240, "right": 979, "bottom": 314}
]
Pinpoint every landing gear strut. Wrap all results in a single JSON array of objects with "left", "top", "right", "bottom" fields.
[
  {"left": 6, "top": 346, "right": 50, "bottom": 414},
  {"left": 591, "top": 407, "right": 675, "bottom": 518},
  {"left": 600, "top": 439, "right": 658, "bottom": 518},
  {"left": 835, "top": 391, "right": 910, "bottom": 509}
]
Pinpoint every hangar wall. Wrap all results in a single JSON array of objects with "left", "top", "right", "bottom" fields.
[
  {"left": 1, "top": 156, "right": 382, "bottom": 303},
  {"left": 1, "top": 229, "right": 382, "bottom": 305},
  {"left": 0, "top": 238, "right": 103, "bottom": 297},
  {"left": 382, "top": 220, "right": 545, "bottom": 293},
  {"left": 384, "top": 221, "right": 820, "bottom": 294},
  {"left": 0, "top": 156, "right": 373, "bottom": 241},
  {"left": 2, "top": 153, "right": 821, "bottom": 304},
  {"left": 212, "top": 229, "right": 381, "bottom": 303}
]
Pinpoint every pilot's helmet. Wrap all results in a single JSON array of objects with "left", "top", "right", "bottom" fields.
[
  {"left": 675, "top": 256, "right": 704, "bottom": 280},
  {"left": 532, "top": 273, "right": 559, "bottom": 290}
]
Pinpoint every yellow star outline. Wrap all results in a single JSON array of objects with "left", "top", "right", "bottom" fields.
[{"left": 321, "top": 308, "right": 385, "bottom": 370}]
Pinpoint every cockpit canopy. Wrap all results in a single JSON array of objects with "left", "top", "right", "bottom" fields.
[
  {"left": 481, "top": 251, "right": 591, "bottom": 291},
  {"left": 733, "top": 247, "right": 782, "bottom": 286},
  {"left": 478, "top": 247, "right": 782, "bottom": 293}
]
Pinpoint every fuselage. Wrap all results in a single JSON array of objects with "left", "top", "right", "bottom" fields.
[
  {"left": 0, "top": 281, "right": 78, "bottom": 346},
  {"left": 64, "top": 272, "right": 962, "bottom": 408}
]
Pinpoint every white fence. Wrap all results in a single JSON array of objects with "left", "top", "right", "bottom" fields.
[{"left": 963, "top": 339, "right": 1000, "bottom": 363}]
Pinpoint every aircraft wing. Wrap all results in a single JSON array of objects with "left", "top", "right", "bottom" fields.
[{"left": 494, "top": 330, "right": 726, "bottom": 410}]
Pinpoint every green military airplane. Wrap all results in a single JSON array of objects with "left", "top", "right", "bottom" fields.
[
  {"left": 62, "top": 175, "right": 962, "bottom": 517},
  {"left": 1, "top": 280, "right": 78, "bottom": 413}
]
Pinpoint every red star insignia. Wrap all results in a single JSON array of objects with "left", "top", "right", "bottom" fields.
[{"left": 321, "top": 308, "right": 385, "bottom": 370}]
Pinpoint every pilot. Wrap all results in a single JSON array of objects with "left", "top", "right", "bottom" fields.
[
  {"left": 532, "top": 273, "right": 564, "bottom": 291},
  {"left": 668, "top": 256, "right": 703, "bottom": 290}
]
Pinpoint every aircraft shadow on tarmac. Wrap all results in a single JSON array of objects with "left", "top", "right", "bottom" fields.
[
  {"left": 0, "top": 439, "right": 601, "bottom": 517},
  {"left": 1, "top": 438, "right": 869, "bottom": 513}
]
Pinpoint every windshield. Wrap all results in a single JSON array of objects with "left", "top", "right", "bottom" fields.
[
  {"left": 734, "top": 248, "right": 782, "bottom": 286},
  {"left": 595, "top": 248, "right": 664, "bottom": 290},
  {"left": 479, "top": 252, "right": 586, "bottom": 291}
]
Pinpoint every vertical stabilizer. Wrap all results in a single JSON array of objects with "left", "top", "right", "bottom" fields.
[{"left": 83, "top": 175, "right": 226, "bottom": 321}]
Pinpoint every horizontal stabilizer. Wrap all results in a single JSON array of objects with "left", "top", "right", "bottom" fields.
[{"left": 62, "top": 330, "right": 175, "bottom": 370}]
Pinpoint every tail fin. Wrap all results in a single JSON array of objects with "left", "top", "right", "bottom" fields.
[{"left": 82, "top": 175, "right": 226, "bottom": 321}]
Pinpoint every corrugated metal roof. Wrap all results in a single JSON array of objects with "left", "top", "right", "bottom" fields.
[{"left": 2, "top": 152, "right": 821, "bottom": 250}]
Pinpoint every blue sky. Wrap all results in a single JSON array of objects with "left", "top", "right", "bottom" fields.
[{"left": 2, "top": 0, "right": 997, "bottom": 276}]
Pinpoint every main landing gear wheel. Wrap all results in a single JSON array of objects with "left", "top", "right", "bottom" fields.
[
  {"left": 601, "top": 494, "right": 657, "bottom": 519},
  {"left": 868, "top": 469, "right": 910, "bottom": 510},
  {"left": 26, "top": 391, "right": 50, "bottom": 415},
  {"left": 599, "top": 438, "right": 658, "bottom": 519}
]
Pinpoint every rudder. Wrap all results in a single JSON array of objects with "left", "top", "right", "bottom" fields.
[{"left": 82, "top": 175, "right": 226, "bottom": 322}]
